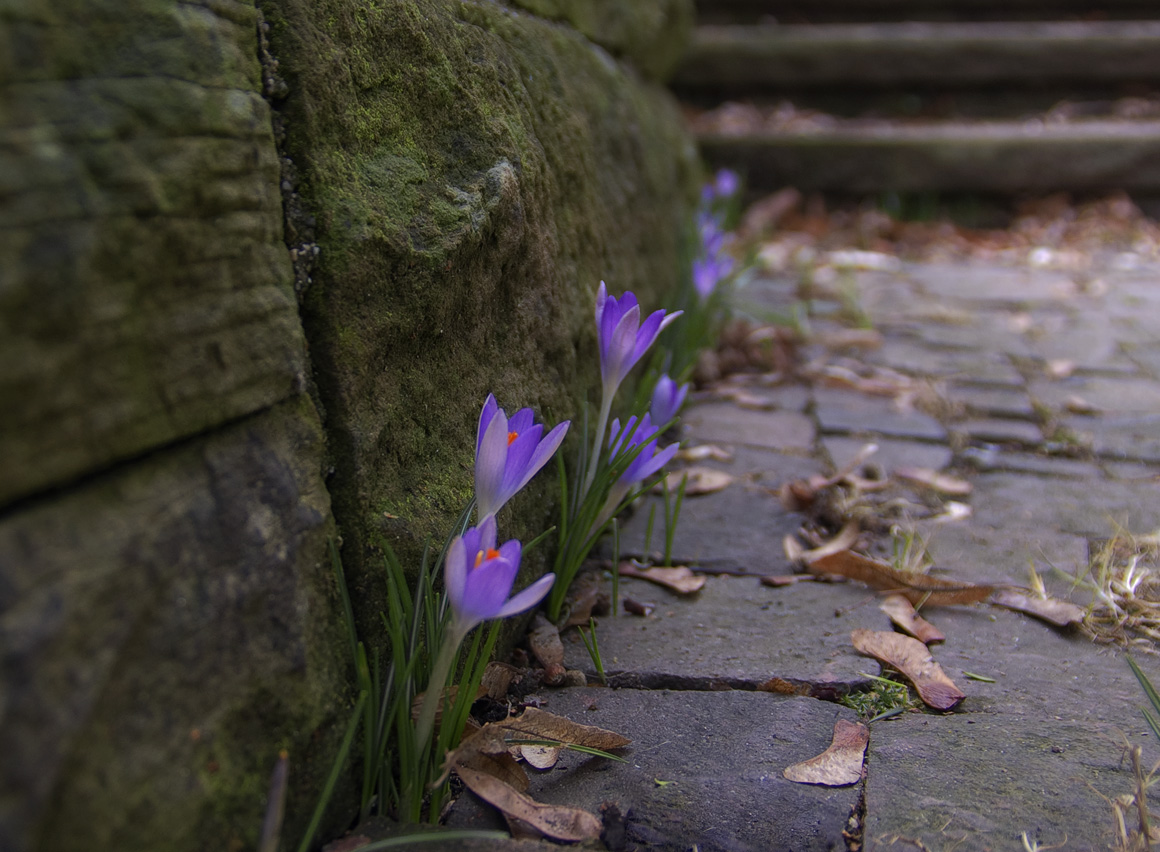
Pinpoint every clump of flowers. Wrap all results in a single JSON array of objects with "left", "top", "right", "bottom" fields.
[{"left": 319, "top": 169, "right": 744, "bottom": 839}]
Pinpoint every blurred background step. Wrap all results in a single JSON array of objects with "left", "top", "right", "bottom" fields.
[
  {"left": 697, "top": 119, "right": 1160, "bottom": 192},
  {"left": 676, "top": 7, "right": 1160, "bottom": 199},
  {"left": 674, "top": 22, "right": 1160, "bottom": 97},
  {"left": 695, "top": 0, "right": 1160, "bottom": 25}
]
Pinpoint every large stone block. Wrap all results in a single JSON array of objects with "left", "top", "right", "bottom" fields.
[
  {"left": 263, "top": 0, "right": 698, "bottom": 601},
  {"left": 504, "top": 0, "right": 694, "bottom": 80},
  {"left": 0, "top": 0, "right": 305, "bottom": 508},
  {"left": 0, "top": 398, "right": 349, "bottom": 852}
]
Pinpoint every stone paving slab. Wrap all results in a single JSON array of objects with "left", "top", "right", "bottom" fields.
[
  {"left": 450, "top": 689, "right": 862, "bottom": 852},
  {"left": 865, "top": 710, "right": 1140, "bottom": 851},
  {"left": 563, "top": 574, "right": 889, "bottom": 693},
  {"left": 822, "top": 435, "right": 953, "bottom": 476},
  {"left": 969, "top": 471, "right": 1160, "bottom": 539},
  {"left": 914, "top": 515, "right": 1089, "bottom": 593},
  {"left": 900, "top": 606, "right": 1154, "bottom": 729},
  {"left": 682, "top": 402, "right": 815, "bottom": 453},
  {"left": 813, "top": 387, "right": 946, "bottom": 442},
  {"left": 615, "top": 485, "right": 806, "bottom": 576},
  {"left": 954, "top": 417, "right": 1044, "bottom": 446},
  {"left": 1063, "top": 413, "right": 1160, "bottom": 463}
]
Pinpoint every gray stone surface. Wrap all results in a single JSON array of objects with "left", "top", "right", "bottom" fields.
[
  {"left": 945, "top": 383, "right": 1036, "bottom": 420},
  {"left": 814, "top": 387, "right": 946, "bottom": 441},
  {"left": 970, "top": 471, "right": 1160, "bottom": 539},
  {"left": 616, "top": 484, "right": 807, "bottom": 575},
  {"left": 914, "top": 519, "right": 1089, "bottom": 591},
  {"left": 0, "top": 0, "right": 304, "bottom": 508},
  {"left": 822, "top": 435, "right": 953, "bottom": 475},
  {"left": 956, "top": 417, "right": 1044, "bottom": 446},
  {"left": 682, "top": 402, "right": 815, "bottom": 452},
  {"left": 865, "top": 711, "right": 1140, "bottom": 851},
  {"left": 563, "top": 574, "right": 886, "bottom": 693},
  {"left": 0, "top": 399, "right": 348, "bottom": 852},
  {"left": 450, "top": 689, "right": 862, "bottom": 852}
]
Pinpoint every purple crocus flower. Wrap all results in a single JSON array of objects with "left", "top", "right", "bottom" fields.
[
  {"left": 475, "top": 394, "right": 569, "bottom": 520},
  {"left": 595, "top": 281, "right": 683, "bottom": 399},
  {"left": 445, "top": 515, "right": 554, "bottom": 636},
  {"left": 714, "top": 168, "right": 740, "bottom": 198},
  {"left": 692, "top": 254, "right": 735, "bottom": 300},
  {"left": 650, "top": 374, "right": 689, "bottom": 426},
  {"left": 608, "top": 414, "right": 679, "bottom": 490}
]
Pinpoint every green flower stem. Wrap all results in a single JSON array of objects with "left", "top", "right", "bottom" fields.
[
  {"left": 412, "top": 623, "right": 467, "bottom": 763},
  {"left": 582, "top": 391, "right": 613, "bottom": 499}
]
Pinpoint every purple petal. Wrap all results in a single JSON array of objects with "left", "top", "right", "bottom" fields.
[
  {"left": 521, "top": 420, "right": 569, "bottom": 488},
  {"left": 604, "top": 305, "right": 641, "bottom": 388},
  {"left": 497, "top": 572, "right": 555, "bottom": 619},
  {"left": 508, "top": 407, "right": 535, "bottom": 435},
  {"left": 501, "top": 423, "right": 543, "bottom": 494},
  {"left": 477, "top": 515, "right": 498, "bottom": 551},
  {"left": 477, "top": 394, "right": 498, "bottom": 457},
  {"left": 463, "top": 554, "right": 519, "bottom": 622},
  {"left": 474, "top": 409, "right": 510, "bottom": 519},
  {"left": 445, "top": 534, "right": 468, "bottom": 616}
]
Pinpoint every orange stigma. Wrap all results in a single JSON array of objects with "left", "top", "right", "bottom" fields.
[
  {"left": 507, "top": 431, "right": 518, "bottom": 446},
  {"left": 474, "top": 548, "right": 502, "bottom": 568}
]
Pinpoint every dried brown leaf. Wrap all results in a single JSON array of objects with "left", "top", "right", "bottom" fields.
[
  {"left": 454, "top": 765, "right": 602, "bottom": 842},
  {"left": 797, "top": 523, "right": 862, "bottom": 565},
  {"left": 493, "top": 707, "right": 631, "bottom": 751},
  {"left": 851, "top": 629, "right": 965, "bottom": 710},
  {"left": 677, "top": 444, "right": 734, "bottom": 463},
  {"left": 783, "top": 720, "right": 869, "bottom": 786},
  {"left": 562, "top": 571, "right": 603, "bottom": 627},
  {"left": 656, "top": 467, "right": 734, "bottom": 496},
  {"left": 757, "top": 677, "right": 810, "bottom": 695},
  {"left": 809, "top": 550, "right": 993, "bottom": 606},
  {"left": 760, "top": 574, "right": 815, "bottom": 588},
  {"left": 480, "top": 661, "right": 521, "bottom": 701},
  {"left": 528, "top": 613, "right": 564, "bottom": 668},
  {"left": 991, "top": 589, "right": 1085, "bottom": 628},
  {"left": 618, "top": 562, "right": 706, "bottom": 594},
  {"left": 519, "top": 744, "right": 563, "bottom": 770},
  {"left": 448, "top": 726, "right": 531, "bottom": 792},
  {"left": 880, "top": 594, "right": 946, "bottom": 644},
  {"left": 894, "top": 467, "right": 973, "bottom": 497},
  {"left": 623, "top": 597, "right": 655, "bottom": 616}
]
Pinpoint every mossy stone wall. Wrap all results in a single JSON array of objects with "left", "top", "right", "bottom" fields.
[
  {"left": 0, "top": 0, "right": 696, "bottom": 849},
  {"left": 265, "top": 0, "right": 698, "bottom": 626}
]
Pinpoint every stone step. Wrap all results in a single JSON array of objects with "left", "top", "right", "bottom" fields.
[
  {"left": 674, "top": 21, "right": 1160, "bottom": 95},
  {"left": 696, "top": 119, "right": 1160, "bottom": 192},
  {"left": 696, "top": 0, "right": 1160, "bottom": 25}
]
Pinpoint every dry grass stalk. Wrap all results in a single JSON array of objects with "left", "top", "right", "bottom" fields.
[{"left": 1061, "top": 528, "right": 1160, "bottom": 647}]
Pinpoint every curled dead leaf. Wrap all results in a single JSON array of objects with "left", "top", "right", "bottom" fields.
[
  {"left": 880, "top": 594, "right": 946, "bottom": 645},
  {"left": 656, "top": 467, "right": 734, "bottom": 496},
  {"left": 623, "top": 597, "right": 655, "bottom": 616},
  {"left": 562, "top": 570, "right": 603, "bottom": 627},
  {"left": 528, "top": 614, "right": 566, "bottom": 685},
  {"left": 677, "top": 444, "right": 734, "bottom": 463},
  {"left": 480, "top": 661, "right": 521, "bottom": 701},
  {"left": 794, "top": 523, "right": 862, "bottom": 566},
  {"left": 894, "top": 467, "right": 973, "bottom": 497},
  {"left": 618, "top": 562, "right": 706, "bottom": 594},
  {"left": 991, "top": 589, "right": 1085, "bottom": 629},
  {"left": 493, "top": 707, "right": 631, "bottom": 751},
  {"left": 809, "top": 550, "right": 993, "bottom": 607},
  {"left": 519, "top": 744, "right": 563, "bottom": 770},
  {"left": 851, "top": 629, "right": 965, "bottom": 710},
  {"left": 783, "top": 720, "right": 869, "bottom": 786},
  {"left": 454, "top": 765, "right": 603, "bottom": 842}
]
